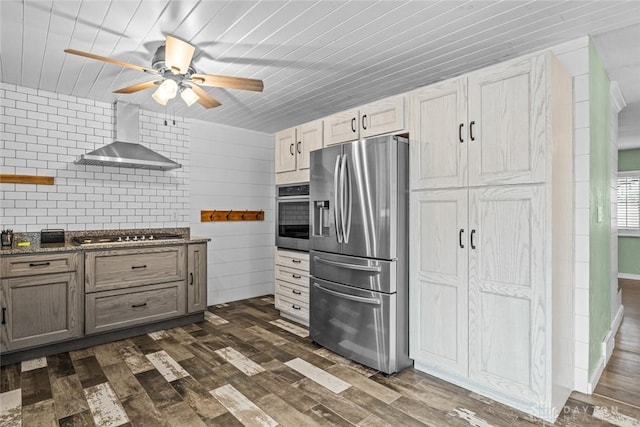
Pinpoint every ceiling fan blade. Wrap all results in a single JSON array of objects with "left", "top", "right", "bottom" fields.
[
  {"left": 165, "top": 35, "right": 196, "bottom": 74},
  {"left": 64, "top": 48, "right": 158, "bottom": 74},
  {"left": 191, "top": 74, "right": 264, "bottom": 92},
  {"left": 113, "top": 79, "right": 163, "bottom": 94},
  {"left": 190, "top": 84, "right": 222, "bottom": 109}
]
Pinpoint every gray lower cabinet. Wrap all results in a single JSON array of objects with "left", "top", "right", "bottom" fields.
[
  {"left": 0, "top": 252, "right": 82, "bottom": 352},
  {"left": 84, "top": 245, "right": 187, "bottom": 335},
  {"left": 187, "top": 243, "right": 207, "bottom": 313}
]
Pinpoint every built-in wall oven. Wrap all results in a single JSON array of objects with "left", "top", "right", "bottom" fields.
[{"left": 276, "top": 183, "right": 309, "bottom": 251}]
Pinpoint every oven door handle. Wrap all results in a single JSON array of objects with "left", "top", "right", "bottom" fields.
[
  {"left": 313, "top": 256, "right": 382, "bottom": 272},
  {"left": 313, "top": 282, "right": 381, "bottom": 305}
]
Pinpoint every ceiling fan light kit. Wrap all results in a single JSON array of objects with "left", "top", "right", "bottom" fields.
[{"left": 64, "top": 35, "right": 263, "bottom": 109}]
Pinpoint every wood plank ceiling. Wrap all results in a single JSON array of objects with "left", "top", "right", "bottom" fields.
[{"left": 2, "top": 0, "right": 640, "bottom": 134}]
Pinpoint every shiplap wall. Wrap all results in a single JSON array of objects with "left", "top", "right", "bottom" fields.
[
  {"left": 189, "top": 119, "right": 274, "bottom": 305},
  {"left": 0, "top": 83, "right": 189, "bottom": 230}
]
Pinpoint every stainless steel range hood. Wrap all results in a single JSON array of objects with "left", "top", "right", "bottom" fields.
[{"left": 75, "top": 102, "right": 182, "bottom": 171}]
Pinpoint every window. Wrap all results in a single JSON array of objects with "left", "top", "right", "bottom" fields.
[{"left": 618, "top": 171, "right": 640, "bottom": 232}]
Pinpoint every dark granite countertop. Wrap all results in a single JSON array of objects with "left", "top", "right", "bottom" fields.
[{"left": 0, "top": 228, "right": 210, "bottom": 256}]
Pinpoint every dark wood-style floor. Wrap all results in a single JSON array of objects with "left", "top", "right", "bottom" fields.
[{"left": 1, "top": 291, "right": 639, "bottom": 427}]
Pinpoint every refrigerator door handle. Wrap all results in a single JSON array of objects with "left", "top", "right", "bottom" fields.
[
  {"left": 340, "top": 153, "right": 351, "bottom": 243},
  {"left": 313, "top": 255, "right": 382, "bottom": 272},
  {"left": 334, "top": 154, "right": 343, "bottom": 243},
  {"left": 313, "top": 282, "right": 381, "bottom": 305}
]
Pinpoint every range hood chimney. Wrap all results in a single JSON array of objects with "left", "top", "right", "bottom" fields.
[{"left": 74, "top": 102, "right": 182, "bottom": 171}]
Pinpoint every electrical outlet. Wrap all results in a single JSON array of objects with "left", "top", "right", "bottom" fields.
[{"left": 171, "top": 211, "right": 178, "bottom": 221}]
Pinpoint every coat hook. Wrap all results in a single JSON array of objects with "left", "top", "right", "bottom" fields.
[
  {"left": 226, "top": 210, "right": 232, "bottom": 220},
  {"left": 242, "top": 209, "right": 248, "bottom": 220}
]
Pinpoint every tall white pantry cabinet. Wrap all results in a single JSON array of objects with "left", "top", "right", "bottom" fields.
[{"left": 409, "top": 52, "right": 574, "bottom": 421}]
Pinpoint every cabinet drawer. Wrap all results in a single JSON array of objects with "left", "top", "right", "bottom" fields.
[
  {"left": 1, "top": 252, "right": 79, "bottom": 277},
  {"left": 276, "top": 251, "right": 309, "bottom": 272},
  {"left": 275, "top": 293, "right": 309, "bottom": 321},
  {"left": 85, "top": 281, "right": 185, "bottom": 334},
  {"left": 275, "top": 265, "right": 309, "bottom": 287},
  {"left": 85, "top": 246, "right": 185, "bottom": 292},
  {"left": 276, "top": 279, "right": 309, "bottom": 305}
]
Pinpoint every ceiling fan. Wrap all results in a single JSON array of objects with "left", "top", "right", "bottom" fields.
[{"left": 64, "top": 35, "right": 264, "bottom": 109}]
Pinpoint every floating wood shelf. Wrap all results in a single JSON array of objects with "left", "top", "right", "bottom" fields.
[
  {"left": 0, "top": 174, "right": 54, "bottom": 185},
  {"left": 201, "top": 210, "right": 265, "bottom": 222}
]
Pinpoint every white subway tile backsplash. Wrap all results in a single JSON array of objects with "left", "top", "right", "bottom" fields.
[{"left": 1, "top": 82, "right": 189, "bottom": 230}]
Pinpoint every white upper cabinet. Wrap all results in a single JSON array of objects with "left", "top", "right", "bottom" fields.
[
  {"left": 411, "top": 79, "right": 467, "bottom": 189},
  {"left": 324, "top": 95, "right": 406, "bottom": 146},
  {"left": 275, "top": 119, "right": 323, "bottom": 184},
  {"left": 468, "top": 55, "right": 546, "bottom": 186},
  {"left": 411, "top": 55, "right": 546, "bottom": 190}
]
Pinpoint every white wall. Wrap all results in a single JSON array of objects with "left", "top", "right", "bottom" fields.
[
  {"left": 190, "top": 119, "right": 275, "bottom": 305},
  {"left": 0, "top": 83, "right": 189, "bottom": 230}
]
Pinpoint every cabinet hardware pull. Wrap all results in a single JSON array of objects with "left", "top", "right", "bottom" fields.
[
  {"left": 292, "top": 259, "right": 302, "bottom": 264},
  {"left": 297, "top": 141, "right": 302, "bottom": 154},
  {"left": 469, "top": 121, "right": 476, "bottom": 141},
  {"left": 29, "top": 262, "right": 50, "bottom": 267},
  {"left": 1, "top": 308, "right": 6, "bottom": 325},
  {"left": 471, "top": 229, "right": 476, "bottom": 249},
  {"left": 459, "top": 229, "right": 464, "bottom": 248},
  {"left": 289, "top": 143, "right": 294, "bottom": 155},
  {"left": 292, "top": 304, "right": 301, "bottom": 310},
  {"left": 292, "top": 274, "right": 301, "bottom": 279},
  {"left": 459, "top": 123, "right": 464, "bottom": 143},
  {"left": 131, "top": 303, "right": 147, "bottom": 308},
  {"left": 131, "top": 265, "right": 147, "bottom": 269},
  {"left": 362, "top": 114, "right": 367, "bottom": 130},
  {"left": 351, "top": 117, "right": 356, "bottom": 133},
  {"left": 292, "top": 289, "right": 302, "bottom": 295},
  {"left": 190, "top": 272, "right": 194, "bottom": 285}
]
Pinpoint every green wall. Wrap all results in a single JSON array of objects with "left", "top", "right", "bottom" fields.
[
  {"left": 588, "top": 40, "right": 611, "bottom": 376},
  {"left": 619, "top": 148, "right": 640, "bottom": 172},
  {"left": 618, "top": 149, "right": 640, "bottom": 277}
]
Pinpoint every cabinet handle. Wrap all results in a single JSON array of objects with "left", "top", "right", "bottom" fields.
[
  {"left": 1, "top": 307, "right": 6, "bottom": 325},
  {"left": 469, "top": 121, "right": 476, "bottom": 141},
  {"left": 292, "top": 259, "right": 302, "bottom": 264},
  {"left": 292, "top": 304, "right": 301, "bottom": 310},
  {"left": 297, "top": 141, "right": 302, "bottom": 154},
  {"left": 131, "top": 303, "right": 147, "bottom": 308},
  {"left": 131, "top": 265, "right": 147, "bottom": 270},
  {"left": 190, "top": 272, "right": 194, "bottom": 285},
  {"left": 459, "top": 123, "right": 464, "bottom": 143},
  {"left": 292, "top": 289, "right": 302, "bottom": 295},
  {"left": 459, "top": 229, "right": 464, "bottom": 249},
  {"left": 289, "top": 143, "right": 294, "bottom": 155},
  {"left": 292, "top": 274, "right": 302, "bottom": 279},
  {"left": 29, "top": 262, "right": 50, "bottom": 267},
  {"left": 471, "top": 229, "right": 476, "bottom": 249},
  {"left": 351, "top": 117, "right": 356, "bottom": 133},
  {"left": 362, "top": 114, "right": 367, "bottom": 130}
]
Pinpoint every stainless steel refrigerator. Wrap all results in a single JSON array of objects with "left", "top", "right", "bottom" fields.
[{"left": 309, "top": 134, "right": 412, "bottom": 374}]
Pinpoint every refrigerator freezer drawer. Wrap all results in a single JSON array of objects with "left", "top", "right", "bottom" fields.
[
  {"left": 310, "top": 278, "right": 401, "bottom": 374},
  {"left": 310, "top": 250, "right": 397, "bottom": 293}
]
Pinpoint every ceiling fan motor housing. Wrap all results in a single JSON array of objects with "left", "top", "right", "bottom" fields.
[{"left": 151, "top": 44, "right": 196, "bottom": 75}]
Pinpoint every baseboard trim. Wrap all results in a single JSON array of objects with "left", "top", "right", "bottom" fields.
[
  {"left": 588, "top": 345, "right": 607, "bottom": 393},
  {"left": 618, "top": 273, "right": 640, "bottom": 281}
]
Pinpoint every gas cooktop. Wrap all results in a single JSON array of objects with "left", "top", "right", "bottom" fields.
[{"left": 72, "top": 233, "right": 184, "bottom": 245}]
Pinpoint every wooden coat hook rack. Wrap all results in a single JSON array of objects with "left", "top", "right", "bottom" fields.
[{"left": 201, "top": 209, "right": 265, "bottom": 222}]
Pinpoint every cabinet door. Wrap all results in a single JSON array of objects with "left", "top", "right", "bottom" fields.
[
  {"left": 187, "top": 243, "right": 208, "bottom": 313},
  {"left": 275, "top": 127, "right": 297, "bottom": 173},
  {"left": 1, "top": 272, "right": 81, "bottom": 351},
  {"left": 323, "top": 108, "right": 359, "bottom": 146},
  {"left": 468, "top": 55, "right": 546, "bottom": 185},
  {"left": 297, "top": 120, "right": 323, "bottom": 171},
  {"left": 468, "top": 185, "right": 545, "bottom": 402},
  {"left": 361, "top": 95, "right": 406, "bottom": 138},
  {"left": 409, "top": 189, "right": 468, "bottom": 376},
  {"left": 410, "top": 79, "right": 467, "bottom": 190}
]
